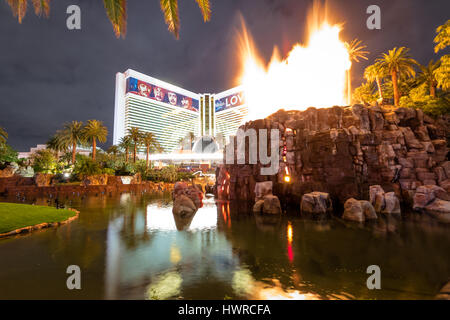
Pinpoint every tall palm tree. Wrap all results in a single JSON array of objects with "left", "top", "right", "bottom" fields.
[
  {"left": 417, "top": 60, "right": 440, "bottom": 97},
  {"left": 6, "top": 0, "right": 211, "bottom": 39},
  {"left": 0, "top": 126, "right": 8, "bottom": 145},
  {"left": 58, "top": 121, "right": 85, "bottom": 164},
  {"left": 142, "top": 132, "right": 159, "bottom": 168},
  {"left": 345, "top": 39, "right": 369, "bottom": 105},
  {"left": 119, "top": 135, "right": 132, "bottom": 164},
  {"left": 128, "top": 127, "right": 142, "bottom": 163},
  {"left": 83, "top": 120, "right": 108, "bottom": 161},
  {"left": 364, "top": 62, "right": 386, "bottom": 100},
  {"left": 376, "top": 47, "right": 418, "bottom": 106}
]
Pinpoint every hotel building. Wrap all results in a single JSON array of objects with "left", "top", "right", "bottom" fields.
[{"left": 113, "top": 69, "right": 247, "bottom": 153}]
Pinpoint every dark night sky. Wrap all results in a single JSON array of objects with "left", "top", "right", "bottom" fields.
[{"left": 1, "top": 0, "right": 449, "bottom": 151}]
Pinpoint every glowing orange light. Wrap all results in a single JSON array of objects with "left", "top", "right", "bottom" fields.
[
  {"left": 284, "top": 176, "right": 291, "bottom": 183},
  {"left": 287, "top": 223, "right": 293, "bottom": 243},
  {"left": 238, "top": 2, "right": 351, "bottom": 121}
]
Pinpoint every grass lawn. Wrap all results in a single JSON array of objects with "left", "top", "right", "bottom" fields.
[{"left": 0, "top": 202, "right": 77, "bottom": 234}]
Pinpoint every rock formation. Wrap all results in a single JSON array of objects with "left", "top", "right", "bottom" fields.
[
  {"left": 172, "top": 182, "right": 204, "bottom": 216},
  {"left": 300, "top": 192, "right": 333, "bottom": 216},
  {"left": 343, "top": 198, "right": 377, "bottom": 222},
  {"left": 252, "top": 181, "right": 282, "bottom": 214},
  {"left": 216, "top": 105, "right": 449, "bottom": 220}
]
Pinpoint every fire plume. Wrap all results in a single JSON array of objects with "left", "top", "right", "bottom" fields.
[{"left": 238, "top": 3, "right": 351, "bottom": 121}]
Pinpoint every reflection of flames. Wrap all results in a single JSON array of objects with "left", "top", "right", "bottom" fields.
[{"left": 238, "top": 3, "right": 351, "bottom": 121}]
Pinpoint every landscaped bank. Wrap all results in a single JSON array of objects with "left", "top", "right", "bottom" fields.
[{"left": 0, "top": 202, "right": 78, "bottom": 238}]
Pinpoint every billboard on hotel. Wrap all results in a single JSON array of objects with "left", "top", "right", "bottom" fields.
[
  {"left": 126, "top": 77, "right": 199, "bottom": 112},
  {"left": 215, "top": 91, "right": 245, "bottom": 112}
]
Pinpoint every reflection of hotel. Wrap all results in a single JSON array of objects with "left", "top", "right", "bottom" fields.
[{"left": 114, "top": 69, "right": 248, "bottom": 152}]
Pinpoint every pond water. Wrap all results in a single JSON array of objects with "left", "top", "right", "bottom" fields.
[{"left": 0, "top": 193, "right": 449, "bottom": 300}]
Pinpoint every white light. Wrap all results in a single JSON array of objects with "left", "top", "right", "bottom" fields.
[{"left": 148, "top": 152, "right": 223, "bottom": 161}]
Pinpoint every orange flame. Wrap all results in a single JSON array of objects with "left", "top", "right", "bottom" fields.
[{"left": 238, "top": 2, "right": 351, "bottom": 121}]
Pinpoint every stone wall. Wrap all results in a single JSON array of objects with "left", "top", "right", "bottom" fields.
[
  {"left": 0, "top": 175, "right": 174, "bottom": 199},
  {"left": 216, "top": 105, "right": 449, "bottom": 209}
]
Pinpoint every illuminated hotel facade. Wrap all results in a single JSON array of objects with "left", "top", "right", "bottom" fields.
[{"left": 113, "top": 69, "right": 247, "bottom": 153}]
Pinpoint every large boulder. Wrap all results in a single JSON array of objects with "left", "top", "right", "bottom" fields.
[
  {"left": 370, "top": 185, "right": 401, "bottom": 215},
  {"left": 263, "top": 195, "right": 282, "bottom": 214},
  {"left": 382, "top": 192, "right": 401, "bottom": 215},
  {"left": 343, "top": 198, "right": 377, "bottom": 222},
  {"left": 413, "top": 185, "right": 450, "bottom": 223},
  {"left": 413, "top": 185, "right": 446, "bottom": 209},
  {"left": 300, "top": 192, "right": 333, "bottom": 216},
  {"left": 254, "top": 181, "right": 273, "bottom": 201},
  {"left": 253, "top": 195, "right": 282, "bottom": 215},
  {"left": 172, "top": 195, "right": 197, "bottom": 217},
  {"left": 0, "top": 163, "right": 19, "bottom": 178},
  {"left": 172, "top": 182, "right": 203, "bottom": 210}
]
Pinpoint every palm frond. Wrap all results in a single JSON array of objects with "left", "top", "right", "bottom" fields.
[
  {"left": 160, "top": 0, "right": 180, "bottom": 39},
  {"left": 103, "top": 0, "right": 127, "bottom": 38},
  {"left": 195, "top": 0, "right": 211, "bottom": 22},
  {"left": 31, "top": 0, "right": 50, "bottom": 17},
  {"left": 6, "top": 0, "right": 28, "bottom": 23},
  {"left": 345, "top": 39, "right": 369, "bottom": 63}
]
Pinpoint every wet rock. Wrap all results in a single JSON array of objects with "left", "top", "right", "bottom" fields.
[
  {"left": 435, "top": 281, "right": 450, "bottom": 300},
  {"left": 382, "top": 192, "right": 401, "bottom": 215},
  {"left": 262, "top": 195, "right": 282, "bottom": 215},
  {"left": 370, "top": 185, "right": 385, "bottom": 213},
  {"left": 172, "top": 195, "right": 197, "bottom": 217},
  {"left": 343, "top": 198, "right": 377, "bottom": 222},
  {"left": 172, "top": 182, "right": 204, "bottom": 210},
  {"left": 252, "top": 200, "right": 264, "bottom": 213},
  {"left": 300, "top": 192, "right": 333, "bottom": 215},
  {"left": 83, "top": 174, "right": 108, "bottom": 186},
  {"left": 413, "top": 185, "right": 446, "bottom": 209},
  {"left": 413, "top": 185, "right": 450, "bottom": 223}
]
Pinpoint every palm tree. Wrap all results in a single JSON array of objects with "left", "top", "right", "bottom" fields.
[
  {"left": 364, "top": 62, "right": 386, "bottom": 100},
  {"left": 345, "top": 39, "right": 369, "bottom": 105},
  {"left": 188, "top": 131, "right": 195, "bottom": 150},
  {"left": 107, "top": 145, "right": 120, "bottom": 162},
  {"left": 376, "top": 47, "right": 418, "bottom": 106},
  {"left": 7, "top": 0, "right": 211, "bottom": 39},
  {"left": 119, "top": 135, "right": 132, "bottom": 164},
  {"left": 83, "top": 120, "right": 108, "bottom": 161},
  {"left": 417, "top": 60, "right": 440, "bottom": 97},
  {"left": 142, "top": 132, "right": 159, "bottom": 168},
  {"left": 0, "top": 126, "right": 8, "bottom": 145},
  {"left": 46, "top": 132, "right": 68, "bottom": 159},
  {"left": 128, "top": 127, "right": 142, "bottom": 163},
  {"left": 58, "top": 121, "right": 85, "bottom": 164},
  {"left": 434, "top": 20, "right": 450, "bottom": 91}
]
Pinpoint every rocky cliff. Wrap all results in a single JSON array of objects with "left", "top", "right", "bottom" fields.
[{"left": 216, "top": 105, "right": 449, "bottom": 212}]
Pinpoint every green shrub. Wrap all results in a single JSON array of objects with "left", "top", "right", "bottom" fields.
[
  {"left": 102, "top": 168, "right": 115, "bottom": 175},
  {"left": 31, "top": 149, "right": 57, "bottom": 173},
  {"left": 72, "top": 157, "right": 102, "bottom": 180}
]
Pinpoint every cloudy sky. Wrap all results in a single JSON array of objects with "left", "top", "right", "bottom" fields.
[{"left": 1, "top": 0, "right": 449, "bottom": 150}]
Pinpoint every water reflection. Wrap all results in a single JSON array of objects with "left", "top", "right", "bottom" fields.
[{"left": 0, "top": 193, "right": 449, "bottom": 300}]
